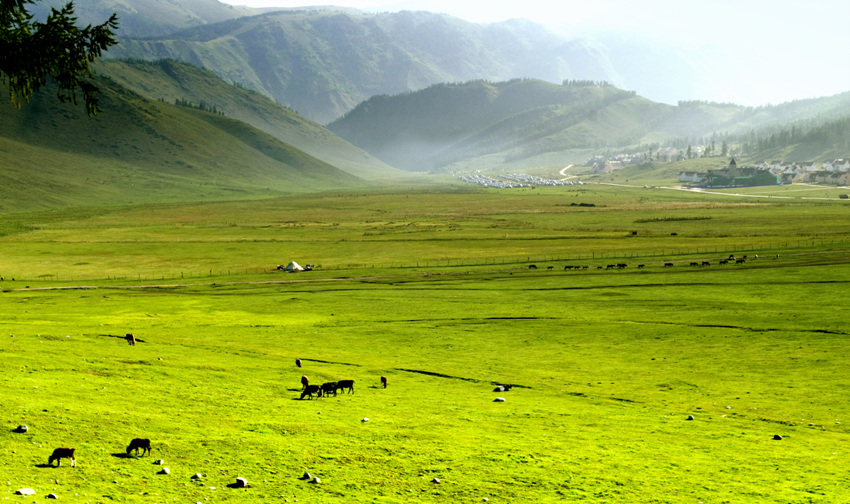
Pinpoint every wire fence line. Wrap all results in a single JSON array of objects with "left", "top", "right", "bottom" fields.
[{"left": 4, "top": 239, "right": 847, "bottom": 284}]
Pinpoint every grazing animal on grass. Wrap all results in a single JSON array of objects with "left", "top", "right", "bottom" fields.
[
  {"left": 701, "top": 261, "right": 710, "bottom": 266},
  {"left": 664, "top": 262, "right": 674, "bottom": 267},
  {"left": 126, "top": 438, "right": 151, "bottom": 456},
  {"left": 301, "top": 384, "right": 320, "bottom": 400},
  {"left": 320, "top": 382, "right": 338, "bottom": 398},
  {"left": 336, "top": 380, "right": 355, "bottom": 394},
  {"left": 736, "top": 258, "right": 746, "bottom": 265},
  {"left": 528, "top": 264, "right": 537, "bottom": 270},
  {"left": 296, "top": 358, "right": 302, "bottom": 368},
  {"left": 381, "top": 376, "right": 388, "bottom": 388},
  {"left": 301, "top": 375, "right": 309, "bottom": 390},
  {"left": 125, "top": 333, "right": 136, "bottom": 346},
  {"left": 49, "top": 448, "right": 76, "bottom": 467},
  {"left": 719, "top": 260, "right": 729, "bottom": 265}
]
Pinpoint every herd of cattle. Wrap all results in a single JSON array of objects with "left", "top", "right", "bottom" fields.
[
  {"left": 295, "top": 358, "right": 388, "bottom": 400},
  {"left": 297, "top": 371, "right": 388, "bottom": 400},
  {"left": 529, "top": 254, "right": 769, "bottom": 271}
]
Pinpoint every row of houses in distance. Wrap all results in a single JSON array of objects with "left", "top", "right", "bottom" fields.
[
  {"left": 588, "top": 147, "right": 705, "bottom": 173},
  {"left": 679, "top": 159, "right": 849, "bottom": 187}
]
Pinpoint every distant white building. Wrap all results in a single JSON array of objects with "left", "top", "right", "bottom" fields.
[{"left": 678, "top": 171, "right": 705, "bottom": 183}]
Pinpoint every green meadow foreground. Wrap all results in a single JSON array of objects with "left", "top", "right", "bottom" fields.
[{"left": 2, "top": 184, "right": 849, "bottom": 503}]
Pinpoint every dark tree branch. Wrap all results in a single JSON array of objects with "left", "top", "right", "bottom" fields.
[{"left": 1, "top": 0, "right": 118, "bottom": 116}]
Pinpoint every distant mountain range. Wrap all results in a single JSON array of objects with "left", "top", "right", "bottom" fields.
[{"left": 30, "top": 1, "right": 848, "bottom": 126}]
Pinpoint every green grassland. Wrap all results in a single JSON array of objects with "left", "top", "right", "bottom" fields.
[{"left": 2, "top": 185, "right": 849, "bottom": 503}]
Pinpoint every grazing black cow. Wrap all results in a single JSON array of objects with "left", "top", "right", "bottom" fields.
[
  {"left": 528, "top": 264, "right": 537, "bottom": 270},
  {"left": 701, "top": 261, "right": 710, "bottom": 266},
  {"left": 49, "top": 448, "right": 76, "bottom": 467},
  {"left": 320, "top": 382, "right": 338, "bottom": 398},
  {"left": 301, "top": 384, "right": 320, "bottom": 400},
  {"left": 735, "top": 258, "right": 746, "bottom": 265},
  {"left": 125, "top": 333, "right": 136, "bottom": 346},
  {"left": 564, "top": 265, "right": 573, "bottom": 270},
  {"left": 606, "top": 264, "right": 615, "bottom": 270},
  {"left": 617, "top": 263, "right": 627, "bottom": 269},
  {"left": 380, "top": 376, "right": 388, "bottom": 388},
  {"left": 547, "top": 266, "right": 554, "bottom": 270},
  {"left": 690, "top": 262, "right": 699, "bottom": 267},
  {"left": 335, "top": 379, "right": 355, "bottom": 394},
  {"left": 719, "top": 260, "right": 729, "bottom": 265},
  {"left": 664, "top": 262, "right": 674, "bottom": 267},
  {"left": 301, "top": 375, "right": 309, "bottom": 390},
  {"left": 126, "top": 438, "right": 151, "bottom": 456},
  {"left": 637, "top": 264, "right": 645, "bottom": 268},
  {"left": 295, "top": 358, "right": 302, "bottom": 368}
]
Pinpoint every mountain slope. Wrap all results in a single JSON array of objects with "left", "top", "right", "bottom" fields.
[
  {"left": 29, "top": 0, "right": 260, "bottom": 38},
  {"left": 107, "top": 10, "right": 620, "bottom": 123},
  {"left": 328, "top": 79, "right": 649, "bottom": 171},
  {"left": 0, "top": 79, "right": 361, "bottom": 212},
  {"left": 96, "top": 59, "right": 400, "bottom": 179}
]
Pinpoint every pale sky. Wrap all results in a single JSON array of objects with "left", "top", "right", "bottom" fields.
[{"left": 217, "top": 0, "right": 850, "bottom": 105}]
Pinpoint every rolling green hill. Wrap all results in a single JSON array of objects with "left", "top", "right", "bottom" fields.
[
  {"left": 328, "top": 79, "right": 660, "bottom": 171},
  {"left": 0, "top": 78, "right": 361, "bottom": 212},
  {"left": 96, "top": 59, "right": 401, "bottom": 179},
  {"left": 328, "top": 79, "right": 850, "bottom": 172}
]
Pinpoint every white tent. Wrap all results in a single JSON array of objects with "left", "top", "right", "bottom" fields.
[{"left": 284, "top": 261, "right": 304, "bottom": 272}]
